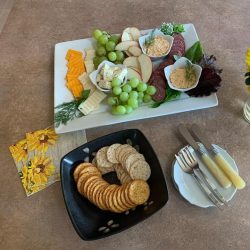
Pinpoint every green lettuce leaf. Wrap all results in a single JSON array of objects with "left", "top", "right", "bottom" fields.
[{"left": 185, "top": 41, "right": 204, "bottom": 63}]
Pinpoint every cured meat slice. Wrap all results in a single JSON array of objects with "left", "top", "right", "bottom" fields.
[
  {"left": 150, "top": 84, "right": 166, "bottom": 102},
  {"left": 168, "top": 33, "right": 185, "bottom": 58}
]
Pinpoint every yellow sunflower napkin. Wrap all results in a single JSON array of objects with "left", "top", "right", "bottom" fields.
[{"left": 9, "top": 127, "right": 87, "bottom": 196}]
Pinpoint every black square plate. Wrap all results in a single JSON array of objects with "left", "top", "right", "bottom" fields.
[{"left": 60, "top": 129, "right": 168, "bottom": 240}]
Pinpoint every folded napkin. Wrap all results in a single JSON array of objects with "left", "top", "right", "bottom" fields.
[{"left": 9, "top": 127, "right": 87, "bottom": 196}]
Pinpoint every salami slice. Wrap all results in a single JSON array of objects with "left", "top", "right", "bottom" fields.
[
  {"left": 151, "top": 85, "right": 166, "bottom": 102},
  {"left": 168, "top": 33, "right": 185, "bottom": 58}
]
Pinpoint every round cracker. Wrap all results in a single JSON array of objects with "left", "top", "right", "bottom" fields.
[
  {"left": 82, "top": 175, "right": 101, "bottom": 197},
  {"left": 117, "top": 145, "right": 133, "bottom": 163},
  {"left": 111, "top": 187, "right": 125, "bottom": 212},
  {"left": 123, "top": 182, "right": 136, "bottom": 207},
  {"left": 128, "top": 180, "right": 150, "bottom": 205},
  {"left": 73, "top": 163, "right": 93, "bottom": 182},
  {"left": 95, "top": 183, "right": 109, "bottom": 210},
  {"left": 108, "top": 187, "right": 123, "bottom": 213},
  {"left": 102, "top": 184, "right": 117, "bottom": 210},
  {"left": 125, "top": 153, "right": 145, "bottom": 172},
  {"left": 107, "top": 143, "right": 121, "bottom": 163},
  {"left": 129, "top": 160, "right": 151, "bottom": 181},
  {"left": 91, "top": 180, "right": 108, "bottom": 206},
  {"left": 96, "top": 146, "right": 114, "bottom": 169}
]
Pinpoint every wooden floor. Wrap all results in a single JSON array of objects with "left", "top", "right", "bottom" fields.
[{"left": 0, "top": 0, "right": 15, "bottom": 33}]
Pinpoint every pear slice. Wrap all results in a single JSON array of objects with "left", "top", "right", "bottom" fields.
[
  {"left": 127, "top": 68, "right": 142, "bottom": 81},
  {"left": 123, "top": 56, "right": 140, "bottom": 69},
  {"left": 128, "top": 46, "right": 142, "bottom": 56},
  {"left": 138, "top": 54, "right": 152, "bottom": 82},
  {"left": 121, "top": 31, "right": 133, "bottom": 42},
  {"left": 130, "top": 27, "right": 141, "bottom": 41},
  {"left": 115, "top": 41, "right": 139, "bottom": 51}
]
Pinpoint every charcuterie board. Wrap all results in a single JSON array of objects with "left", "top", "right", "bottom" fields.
[{"left": 54, "top": 24, "right": 218, "bottom": 134}]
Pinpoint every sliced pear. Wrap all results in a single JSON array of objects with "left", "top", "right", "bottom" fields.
[
  {"left": 128, "top": 46, "right": 142, "bottom": 56},
  {"left": 130, "top": 27, "right": 141, "bottom": 41},
  {"left": 121, "top": 31, "right": 133, "bottom": 42},
  {"left": 127, "top": 68, "right": 142, "bottom": 81},
  {"left": 125, "top": 51, "right": 133, "bottom": 57},
  {"left": 115, "top": 41, "right": 139, "bottom": 51},
  {"left": 138, "top": 54, "right": 152, "bottom": 82},
  {"left": 123, "top": 56, "right": 140, "bottom": 69},
  {"left": 128, "top": 66, "right": 141, "bottom": 75}
]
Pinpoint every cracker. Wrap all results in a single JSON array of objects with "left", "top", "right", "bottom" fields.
[
  {"left": 129, "top": 159, "right": 151, "bottom": 181},
  {"left": 128, "top": 180, "right": 150, "bottom": 205},
  {"left": 73, "top": 163, "right": 93, "bottom": 182},
  {"left": 124, "top": 153, "right": 144, "bottom": 173},
  {"left": 107, "top": 143, "right": 121, "bottom": 163},
  {"left": 102, "top": 185, "right": 117, "bottom": 210},
  {"left": 116, "top": 144, "right": 133, "bottom": 163},
  {"left": 82, "top": 175, "right": 101, "bottom": 197},
  {"left": 95, "top": 183, "right": 109, "bottom": 210},
  {"left": 96, "top": 146, "right": 114, "bottom": 169}
]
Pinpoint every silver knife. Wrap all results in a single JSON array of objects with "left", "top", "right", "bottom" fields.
[
  {"left": 178, "top": 124, "right": 229, "bottom": 205},
  {"left": 191, "top": 124, "right": 245, "bottom": 190}
]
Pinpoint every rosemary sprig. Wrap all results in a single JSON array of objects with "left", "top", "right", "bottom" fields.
[
  {"left": 54, "top": 89, "right": 90, "bottom": 128},
  {"left": 144, "top": 29, "right": 156, "bottom": 52},
  {"left": 185, "top": 60, "right": 195, "bottom": 82}
]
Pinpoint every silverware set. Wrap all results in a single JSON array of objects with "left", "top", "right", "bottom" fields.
[{"left": 175, "top": 124, "right": 231, "bottom": 209}]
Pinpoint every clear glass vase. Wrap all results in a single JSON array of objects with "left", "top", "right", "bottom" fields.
[{"left": 243, "top": 96, "right": 250, "bottom": 123}]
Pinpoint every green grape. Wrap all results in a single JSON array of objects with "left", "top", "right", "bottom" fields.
[
  {"left": 129, "top": 77, "right": 139, "bottom": 88},
  {"left": 109, "top": 35, "right": 120, "bottom": 44},
  {"left": 122, "top": 84, "right": 132, "bottom": 93},
  {"left": 96, "top": 46, "right": 106, "bottom": 56},
  {"left": 129, "top": 91, "right": 138, "bottom": 99},
  {"left": 112, "top": 106, "right": 119, "bottom": 115},
  {"left": 143, "top": 94, "right": 152, "bottom": 103},
  {"left": 99, "top": 56, "right": 107, "bottom": 63},
  {"left": 146, "top": 85, "right": 157, "bottom": 95},
  {"left": 106, "top": 41, "right": 116, "bottom": 52},
  {"left": 114, "top": 60, "right": 122, "bottom": 65},
  {"left": 138, "top": 92, "right": 144, "bottom": 99},
  {"left": 108, "top": 52, "right": 117, "bottom": 61},
  {"left": 107, "top": 97, "right": 116, "bottom": 106},
  {"left": 116, "top": 105, "right": 126, "bottom": 115},
  {"left": 128, "top": 98, "right": 138, "bottom": 109},
  {"left": 93, "top": 29, "right": 103, "bottom": 40},
  {"left": 93, "top": 56, "right": 100, "bottom": 69},
  {"left": 113, "top": 86, "right": 122, "bottom": 95},
  {"left": 115, "top": 51, "right": 125, "bottom": 61},
  {"left": 112, "top": 77, "right": 122, "bottom": 87},
  {"left": 138, "top": 97, "right": 143, "bottom": 104},
  {"left": 98, "top": 34, "right": 109, "bottom": 45},
  {"left": 119, "top": 92, "right": 129, "bottom": 102},
  {"left": 125, "top": 105, "right": 133, "bottom": 114},
  {"left": 137, "top": 82, "right": 148, "bottom": 92}
]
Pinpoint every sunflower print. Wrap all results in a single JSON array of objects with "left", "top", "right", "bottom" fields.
[
  {"left": 26, "top": 128, "right": 58, "bottom": 153},
  {"left": 9, "top": 139, "right": 28, "bottom": 163},
  {"left": 30, "top": 155, "right": 56, "bottom": 186},
  {"left": 246, "top": 48, "right": 250, "bottom": 70}
]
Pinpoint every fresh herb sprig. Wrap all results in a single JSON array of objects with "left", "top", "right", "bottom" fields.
[
  {"left": 185, "top": 60, "right": 195, "bottom": 82},
  {"left": 144, "top": 29, "right": 156, "bottom": 52},
  {"left": 54, "top": 89, "right": 90, "bottom": 127},
  {"left": 160, "top": 22, "right": 185, "bottom": 36}
]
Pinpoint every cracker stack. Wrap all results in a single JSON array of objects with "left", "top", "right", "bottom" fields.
[
  {"left": 74, "top": 163, "right": 150, "bottom": 213},
  {"left": 93, "top": 143, "right": 151, "bottom": 182}
]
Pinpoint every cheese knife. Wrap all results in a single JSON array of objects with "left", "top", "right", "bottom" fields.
[
  {"left": 178, "top": 124, "right": 232, "bottom": 189},
  {"left": 191, "top": 124, "right": 246, "bottom": 190}
]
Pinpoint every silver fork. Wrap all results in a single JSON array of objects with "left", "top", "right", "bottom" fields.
[
  {"left": 175, "top": 152, "right": 223, "bottom": 209},
  {"left": 180, "top": 146, "right": 228, "bottom": 206}
]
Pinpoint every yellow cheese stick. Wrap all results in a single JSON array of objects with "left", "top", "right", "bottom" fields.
[
  {"left": 201, "top": 154, "right": 232, "bottom": 188},
  {"left": 214, "top": 154, "right": 246, "bottom": 189}
]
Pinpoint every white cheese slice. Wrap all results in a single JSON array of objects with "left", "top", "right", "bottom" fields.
[{"left": 78, "top": 89, "right": 106, "bottom": 115}]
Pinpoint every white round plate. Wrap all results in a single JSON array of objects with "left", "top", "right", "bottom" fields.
[{"left": 172, "top": 144, "right": 238, "bottom": 208}]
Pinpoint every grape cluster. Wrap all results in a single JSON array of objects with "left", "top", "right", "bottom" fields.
[
  {"left": 107, "top": 77, "right": 157, "bottom": 115},
  {"left": 92, "top": 29, "right": 125, "bottom": 68}
]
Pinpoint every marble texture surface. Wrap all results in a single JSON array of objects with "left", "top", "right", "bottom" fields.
[{"left": 0, "top": 0, "right": 250, "bottom": 249}]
